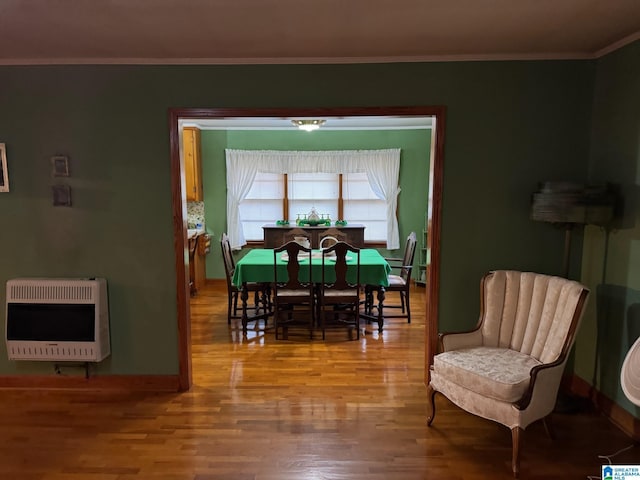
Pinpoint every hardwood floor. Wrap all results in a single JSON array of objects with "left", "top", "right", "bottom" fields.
[{"left": 0, "top": 281, "right": 636, "bottom": 479}]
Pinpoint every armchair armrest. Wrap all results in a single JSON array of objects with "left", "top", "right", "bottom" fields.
[
  {"left": 438, "top": 328, "right": 482, "bottom": 352},
  {"left": 515, "top": 357, "right": 567, "bottom": 411}
]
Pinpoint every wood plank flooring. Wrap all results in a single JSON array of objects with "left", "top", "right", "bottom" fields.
[{"left": 0, "top": 281, "right": 636, "bottom": 479}]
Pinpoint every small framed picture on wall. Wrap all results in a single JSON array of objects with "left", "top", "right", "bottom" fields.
[
  {"left": 0, "top": 143, "right": 9, "bottom": 192},
  {"left": 52, "top": 184, "right": 72, "bottom": 207},
  {"left": 51, "top": 155, "right": 70, "bottom": 177}
]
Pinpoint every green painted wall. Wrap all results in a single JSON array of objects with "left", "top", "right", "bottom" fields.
[
  {"left": 0, "top": 59, "right": 595, "bottom": 378},
  {"left": 200, "top": 129, "right": 430, "bottom": 279},
  {"left": 576, "top": 40, "right": 640, "bottom": 418}
]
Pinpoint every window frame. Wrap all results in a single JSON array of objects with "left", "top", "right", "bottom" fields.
[{"left": 243, "top": 172, "right": 388, "bottom": 247}]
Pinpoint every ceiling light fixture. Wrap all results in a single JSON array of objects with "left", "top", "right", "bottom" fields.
[{"left": 291, "top": 119, "right": 326, "bottom": 132}]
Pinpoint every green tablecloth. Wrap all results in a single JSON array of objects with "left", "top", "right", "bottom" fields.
[{"left": 232, "top": 248, "right": 390, "bottom": 287}]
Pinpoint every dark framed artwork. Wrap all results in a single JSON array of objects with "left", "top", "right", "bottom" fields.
[
  {"left": 0, "top": 143, "right": 8, "bottom": 192},
  {"left": 52, "top": 184, "right": 72, "bottom": 206},
  {"left": 51, "top": 155, "right": 70, "bottom": 177}
]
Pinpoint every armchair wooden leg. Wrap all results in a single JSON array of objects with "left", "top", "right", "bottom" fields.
[
  {"left": 511, "top": 426, "right": 522, "bottom": 478},
  {"left": 426, "top": 384, "right": 437, "bottom": 426}
]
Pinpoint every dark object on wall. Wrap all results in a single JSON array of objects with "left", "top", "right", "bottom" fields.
[
  {"left": 531, "top": 181, "right": 614, "bottom": 225},
  {"left": 51, "top": 155, "right": 70, "bottom": 177},
  {"left": 531, "top": 181, "right": 615, "bottom": 277},
  {"left": 52, "top": 184, "right": 72, "bottom": 206},
  {"left": 0, "top": 143, "right": 9, "bottom": 192}
]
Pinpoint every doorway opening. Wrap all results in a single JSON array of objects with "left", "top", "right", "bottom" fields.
[{"left": 168, "top": 106, "right": 446, "bottom": 391}]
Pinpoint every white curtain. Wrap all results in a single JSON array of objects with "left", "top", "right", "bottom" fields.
[
  {"left": 225, "top": 154, "right": 259, "bottom": 249},
  {"left": 364, "top": 157, "right": 401, "bottom": 250},
  {"left": 225, "top": 148, "right": 401, "bottom": 249}
]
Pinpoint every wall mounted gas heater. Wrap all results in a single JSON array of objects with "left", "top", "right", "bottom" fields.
[{"left": 5, "top": 278, "right": 110, "bottom": 362}]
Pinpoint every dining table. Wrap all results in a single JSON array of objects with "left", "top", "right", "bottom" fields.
[{"left": 232, "top": 248, "right": 391, "bottom": 332}]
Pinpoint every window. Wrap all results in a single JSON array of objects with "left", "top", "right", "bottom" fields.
[
  {"left": 238, "top": 172, "right": 283, "bottom": 241},
  {"left": 240, "top": 171, "right": 387, "bottom": 242},
  {"left": 343, "top": 172, "right": 387, "bottom": 241},
  {"left": 288, "top": 172, "right": 339, "bottom": 225},
  {"left": 225, "top": 149, "right": 401, "bottom": 249}
]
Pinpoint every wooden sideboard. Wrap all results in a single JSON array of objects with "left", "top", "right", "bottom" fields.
[{"left": 262, "top": 224, "right": 365, "bottom": 249}]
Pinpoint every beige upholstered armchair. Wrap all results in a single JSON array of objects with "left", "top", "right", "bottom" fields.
[{"left": 426, "top": 270, "right": 589, "bottom": 477}]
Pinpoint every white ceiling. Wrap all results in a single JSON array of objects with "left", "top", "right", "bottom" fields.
[{"left": 1, "top": 0, "right": 639, "bottom": 65}]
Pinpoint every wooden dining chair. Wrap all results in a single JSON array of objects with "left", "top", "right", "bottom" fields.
[
  {"left": 272, "top": 241, "right": 315, "bottom": 339},
  {"left": 318, "top": 227, "right": 348, "bottom": 250},
  {"left": 220, "top": 233, "right": 270, "bottom": 326},
  {"left": 318, "top": 241, "right": 361, "bottom": 340},
  {"left": 364, "top": 232, "right": 417, "bottom": 329},
  {"left": 282, "top": 228, "right": 311, "bottom": 246}
]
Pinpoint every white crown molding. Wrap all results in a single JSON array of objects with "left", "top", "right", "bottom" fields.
[
  {"left": 0, "top": 52, "right": 594, "bottom": 66},
  {"left": 0, "top": 34, "right": 637, "bottom": 66}
]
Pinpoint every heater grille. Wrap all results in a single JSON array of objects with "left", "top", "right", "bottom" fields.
[
  {"left": 7, "top": 344, "right": 98, "bottom": 360},
  {"left": 8, "top": 282, "right": 95, "bottom": 303}
]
